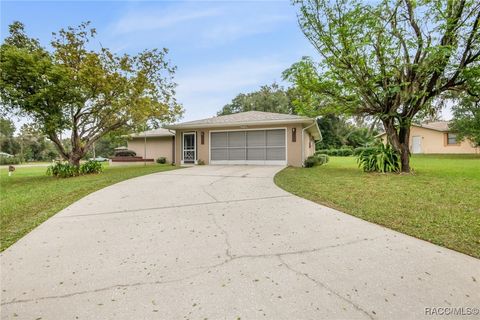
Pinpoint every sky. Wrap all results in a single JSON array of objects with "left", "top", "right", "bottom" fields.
[
  {"left": 1, "top": 0, "right": 318, "bottom": 123},
  {"left": 1, "top": 0, "right": 451, "bottom": 125}
]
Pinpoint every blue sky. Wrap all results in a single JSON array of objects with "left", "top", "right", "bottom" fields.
[{"left": 1, "top": 0, "right": 317, "bottom": 122}]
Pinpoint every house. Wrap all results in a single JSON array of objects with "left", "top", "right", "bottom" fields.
[
  {"left": 377, "top": 121, "right": 479, "bottom": 154},
  {"left": 163, "top": 111, "right": 321, "bottom": 166},
  {"left": 127, "top": 128, "right": 175, "bottom": 163}
]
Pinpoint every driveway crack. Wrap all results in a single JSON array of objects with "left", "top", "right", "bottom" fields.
[{"left": 277, "top": 255, "right": 375, "bottom": 320}]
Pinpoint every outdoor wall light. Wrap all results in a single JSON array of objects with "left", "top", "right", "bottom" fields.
[{"left": 292, "top": 127, "right": 297, "bottom": 142}]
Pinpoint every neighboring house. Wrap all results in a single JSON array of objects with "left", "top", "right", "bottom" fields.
[
  {"left": 377, "top": 121, "right": 479, "bottom": 154},
  {"left": 127, "top": 128, "right": 175, "bottom": 163},
  {"left": 164, "top": 111, "right": 321, "bottom": 166}
]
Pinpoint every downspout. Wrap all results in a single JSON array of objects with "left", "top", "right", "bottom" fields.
[
  {"left": 168, "top": 129, "right": 176, "bottom": 165},
  {"left": 301, "top": 117, "right": 322, "bottom": 166}
]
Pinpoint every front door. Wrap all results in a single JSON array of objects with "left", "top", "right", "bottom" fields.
[
  {"left": 412, "top": 136, "right": 422, "bottom": 154},
  {"left": 183, "top": 132, "right": 196, "bottom": 164}
]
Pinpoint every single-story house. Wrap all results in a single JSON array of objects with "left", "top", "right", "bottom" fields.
[
  {"left": 377, "top": 121, "right": 479, "bottom": 154},
  {"left": 127, "top": 128, "right": 175, "bottom": 163},
  {"left": 162, "top": 111, "right": 321, "bottom": 166}
]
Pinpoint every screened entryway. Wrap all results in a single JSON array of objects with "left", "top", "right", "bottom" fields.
[{"left": 210, "top": 129, "right": 286, "bottom": 165}]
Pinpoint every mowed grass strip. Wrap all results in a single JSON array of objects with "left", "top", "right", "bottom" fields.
[
  {"left": 275, "top": 155, "right": 480, "bottom": 258},
  {"left": 0, "top": 164, "right": 178, "bottom": 251}
]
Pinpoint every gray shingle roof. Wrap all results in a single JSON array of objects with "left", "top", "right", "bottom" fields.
[
  {"left": 166, "top": 111, "right": 313, "bottom": 129},
  {"left": 130, "top": 128, "right": 174, "bottom": 138}
]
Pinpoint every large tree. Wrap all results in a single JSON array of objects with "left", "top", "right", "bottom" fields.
[
  {"left": 287, "top": 0, "right": 480, "bottom": 172},
  {"left": 0, "top": 22, "right": 183, "bottom": 166},
  {"left": 218, "top": 83, "right": 293, "bottom": 115}
]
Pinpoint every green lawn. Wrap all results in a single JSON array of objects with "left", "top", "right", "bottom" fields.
[
  {"left": 0, "top": 163, "right": 178, "bottom": 251},
  {"left": 275, "top": 155, "right": 480, "bottom": 258}
]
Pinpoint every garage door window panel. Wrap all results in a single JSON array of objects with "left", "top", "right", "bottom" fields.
[{"left": 211, "top": 129, "right": 285, "bottom": 163}]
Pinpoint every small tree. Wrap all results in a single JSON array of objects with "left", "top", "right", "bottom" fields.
[
  {"left": 287, "top": 0, "right": 480, "bottom": 172},
  {"left": 0, "top": 22, "right": 183, "bottom": 166}
]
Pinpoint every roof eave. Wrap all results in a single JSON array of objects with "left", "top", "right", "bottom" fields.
[{"left": 164, "top": 118, "right": 315, "bottom": 130}]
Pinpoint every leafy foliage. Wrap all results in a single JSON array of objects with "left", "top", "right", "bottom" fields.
[
  {"left": 218, "top": 83, "right": 293, "bottom": 115},
  {"left": 0, "top": 21, "right": 183, "bottom": 166},
  {"left": 304, "top": 154, "right": 329, "bottom": 167},
  {"left": 356, "top": 144, "right": 401, "bottom": 173},
  {"left": 0, "top": 155, "right": 22, "bottom": 165},
  {"left": 47, "top": 160, "right": 102, "bottom": 178},
  {"left": 450, "top": 95, "right": 480, "bottom": 147},
  {"left": 287, "top": 0, "right": 480, "bottom": 172},
  {"left": 304, "top": 156, "right": 318, "bottom": 168},
  {"left": 79, "top": 160, "right": 103, "bottom": 175},
  {"left": 156, "top": 157, "right": 166, "bottom": 164},
  {"left": 316, "top": 148, "right": 353, "bottom": 157},
  {"left": 47, "top": 162, "right": 80, "bottom": 178}
]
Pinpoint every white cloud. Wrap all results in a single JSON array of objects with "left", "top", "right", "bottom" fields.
[{"left": 112, "top": 7, "right": 222, "bottom": 34}]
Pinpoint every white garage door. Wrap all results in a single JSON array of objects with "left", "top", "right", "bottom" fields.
[{"left": 210, "top": 129, "right": 286, "bottom": 165}]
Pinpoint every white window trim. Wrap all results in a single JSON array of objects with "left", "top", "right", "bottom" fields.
[
  {"left": 209, "top": 127, "right": 287, "bottom": 165},
  {"left": 181, "top": 131, "right": 197, "bottom": 165}
]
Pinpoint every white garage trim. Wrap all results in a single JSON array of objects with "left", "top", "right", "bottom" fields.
[{"left": 209, "top": 128, "right": 287, "bottom": 165}]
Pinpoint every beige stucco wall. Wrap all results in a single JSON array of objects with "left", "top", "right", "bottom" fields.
[
  {"left": 380, "top": 126, "right": 479, "bottom": 154},
  {"left": 128, "top": 136, "right": 175, "bottom": 163},
  {"left": 174, "top": 123, "right": 315, "bottom": 167}
]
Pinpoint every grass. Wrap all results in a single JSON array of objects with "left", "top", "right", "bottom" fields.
[
  {"left": 0, "top": 163, "right": 178, "bottom": 251},
  {"left": 275, "top": 154, "right": 480, "bottom": 258}
]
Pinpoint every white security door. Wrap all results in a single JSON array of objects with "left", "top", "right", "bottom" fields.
[
  {"left": 210, "top": 129, "right": 286, "bottom": 165},
  {"left": 412, "top": 136, "right": 422, "bottom": 154},
  {"left": 183, "top": 132, "right": 196, "bottom": 164}
]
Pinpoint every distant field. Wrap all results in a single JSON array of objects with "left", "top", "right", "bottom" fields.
[
  {"left": 275, "top": 154, "right": 480, "bottom": 258},
  {"left": 0, "top": 164, "right": 178, "bottom": 251}
]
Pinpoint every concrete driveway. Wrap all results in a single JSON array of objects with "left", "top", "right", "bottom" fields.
[{"left": 1, "top": 165, "right": 479, "bottom": 319}]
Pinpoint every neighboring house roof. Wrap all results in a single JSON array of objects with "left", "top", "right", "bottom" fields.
[
  {"left": 165, "top": 111, "right": 321, "bottom": 139},
  {"left": 129, "top": 128, "right": 174, "bottom": 138},
  {"left": 376, "top": 121, "right": 451, "bottom": 137}
]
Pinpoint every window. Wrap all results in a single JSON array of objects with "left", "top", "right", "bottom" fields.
[{"left": 447, "top": 133, "right": 458, "bottom": 145}]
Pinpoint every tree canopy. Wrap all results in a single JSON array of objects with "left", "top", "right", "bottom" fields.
[
  {"left": 217, "top": 83, "right": 293, "bottom": 115},
  {"left": 287, "top": 0, "right": 480, "bottom": 172},
  {"left": 450, "top": 95, "right": 480, "bottom": 147},
  {"left": 0, "top": 21, "right": 183, "bottom": 166}
]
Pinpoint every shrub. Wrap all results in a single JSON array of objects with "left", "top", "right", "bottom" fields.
[
  {"left": 338, "top": 148, "right": 353, "bottom": 156},
  {"left": 47, "top": 162, "right": 80, "bottom": 178},
  {"left": 353, "top": 146, "right": 378, "bottom": 156},
  {"left": 197, "top": 159, "right": 205, "bottom": 165},
  {"left": 114, "top": 150, "right": 136, "bottom": 157},
  {"left": 47, "top": 160, "right": 102, "bottom": 178},
  {"left": 356, "top": 144, "right": 401, "bottom": 173},
  {"left": 80, "top": 160, "right": 103, "bottom": 174},
  {"left": 315, "top": 148, "right": 353, "bottom": 157},
  {"left": 304, "top": 156, "right": 318, "bottom": 168},
  {"left": 156, "top": 157, "right": 166, "bottom": 164},
  {"left": 0, "top": 156, "right": 22, "bottom": 165},
  {"left": 315, "top": 154, "right": 329, "bottom": 165}
]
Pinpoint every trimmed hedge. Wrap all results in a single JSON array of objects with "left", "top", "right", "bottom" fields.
[{"left": 316, "top": 148, "right": 353, "bottom": 156}]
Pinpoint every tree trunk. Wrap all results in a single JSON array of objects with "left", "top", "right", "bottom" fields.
[
  {"left": 68, "top": 148, "right": 84, "bottom": 167},
  {"left": 382, "top": 118, "right": 412, "bottom": 173}
]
